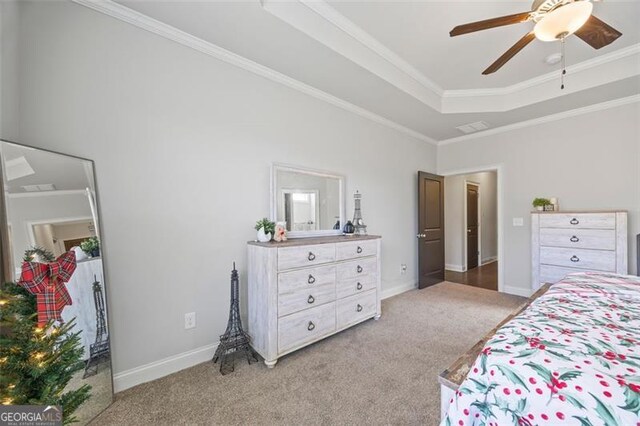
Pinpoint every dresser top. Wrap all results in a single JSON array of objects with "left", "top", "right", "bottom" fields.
[
  {"left": 531, "top": 210, "right": 627, "bottom": 214},
  {"left": 248, "top": 234, "right": 381, "bottom": 248}
]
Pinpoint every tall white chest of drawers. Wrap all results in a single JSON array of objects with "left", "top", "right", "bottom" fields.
[
  {"left": 531, "top": 211, "right": 627, "bottom": 290},
  {"left": 248, "top": 235, "right": 381, "bottom": 367}
]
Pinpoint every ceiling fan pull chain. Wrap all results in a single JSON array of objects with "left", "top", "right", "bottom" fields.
[{"left": 560, "top": 36, "right": 566, "bottom": 90}]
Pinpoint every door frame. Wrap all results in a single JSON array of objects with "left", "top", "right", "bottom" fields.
[
  {"left": 439, "top": 164, "right": 503, "bottom": 293},
  {"left": 463, "top": 180, "right": 481, "bottom": 271}
]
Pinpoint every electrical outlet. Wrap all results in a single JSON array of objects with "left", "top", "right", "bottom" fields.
[
  {"left": 184, "top": 312, "right": 196, "bottom": 329},
  {"left": 400, "top": 264, "right": 407, "bottom": 275}
]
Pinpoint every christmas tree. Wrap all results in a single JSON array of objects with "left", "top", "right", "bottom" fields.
[{"left": 0, "top": 281, "right": 91, "bottom": 424}]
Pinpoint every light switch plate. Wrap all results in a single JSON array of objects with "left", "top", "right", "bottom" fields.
[{"left": 513, "top": 217, "right": 524, "bottom": 227}]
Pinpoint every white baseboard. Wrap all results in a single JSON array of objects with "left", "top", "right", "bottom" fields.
[
  {"left": 481, "top": 256, "right": 498, "bottom": 265},
  {"left": 381, "top": 279, "right": 417, "bottom": 299},
  {"left": 502, "top": 285, "right": 533, "bottom": 298},
  {"left": 113, "top": 342, "right": 218, "bottom": 393},
  {"left": 445, "top": 263, "right": 465, "bottom": 273}
]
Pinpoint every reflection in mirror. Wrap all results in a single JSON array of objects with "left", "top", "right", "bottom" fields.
[
  {"left": 272, "top": 165, "right": 344, "bottom": 237},
  {"left": 0, "top": 141, "right": 112, "bottom": 424}
]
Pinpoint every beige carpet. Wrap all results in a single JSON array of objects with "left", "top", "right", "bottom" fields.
[{"left": 92, "top": 282, "right": 525, "bottom": 426}]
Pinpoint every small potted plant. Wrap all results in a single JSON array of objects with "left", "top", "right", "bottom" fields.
[
  {"left": 255, "top": 218, "right": 275, "bottom": 242},
  {"left": 532, "top": 198, "right": 551, "bottom": 211},
  {"left": 80, "top": 236, "right": 100, "bottom": 257}
]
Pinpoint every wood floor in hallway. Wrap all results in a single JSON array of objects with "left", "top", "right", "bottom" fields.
[{"left": 445, "top": 261, "right": 498, "bottom": 291}]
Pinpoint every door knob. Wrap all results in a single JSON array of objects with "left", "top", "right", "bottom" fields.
[
  {"left": 416, "top": 233, "right": 426, "bottom": 238},
  {"left": 467, "top": 229, "right": 471, "bottom": 233}
]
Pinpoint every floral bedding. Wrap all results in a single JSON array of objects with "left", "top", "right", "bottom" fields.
[{"left": 442, "top": 272, "right": 640, "bottom": 426}]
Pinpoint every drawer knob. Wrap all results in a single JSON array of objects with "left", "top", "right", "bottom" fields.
[
  {"left": 570, "top": 255, "right": 580, "bottom": 262},
  {"left": 307, "top": 321, "right": 315, "bottom": 331},
  {"left": 357, "top": 304, "right": 363, "bottom": 312},
  {"left": 307, "top": 295, "right": 315, "bottom": 304},
  {"left": 308, "top": 274, "right": 316, "bottom": 284},
  {"left": 357, "top": 246, "right": 363, "bottom": 254},
  {"left": 356, "top": 282, "right": 363, "bottom": 290},
  {"left": 308, "top": 252, "right": 316, "bottom": 261},
  {"left": 570, "top": 236, "right": 579, "bottom": 243},
  {"left": 570, "top": 218, "right": 579, "bottom": 225},
  {"left": 357, "top": 265, "right": 363, "bottom": 273}
]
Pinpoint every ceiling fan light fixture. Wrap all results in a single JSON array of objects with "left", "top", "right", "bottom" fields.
[{"left": 534, "top": 1, "right": 593, "bottom": 41}]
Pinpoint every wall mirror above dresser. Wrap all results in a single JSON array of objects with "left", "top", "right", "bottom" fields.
[
  {"left": 0, "top": 140, "right": 112, "bottom": 424},
  {"left": 271, "top": 164, "right": 345, "bottom": 238}
]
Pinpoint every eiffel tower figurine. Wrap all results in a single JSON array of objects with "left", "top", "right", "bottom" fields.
[
  {"left": 352, "top": 191, "right": 367, "bottom": 235},
  {"left": 213, "top": 263, "right": 258, "bottom": 374},
  {"left": 83, "top": 274, "right": 110, "bottom": 378}
]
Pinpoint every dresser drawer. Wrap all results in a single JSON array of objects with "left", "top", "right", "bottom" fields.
[
  {"left": 540, "top": 247, "right": 616, "bottom": 271},
  {"left": 539, "top": 228, "right": 616, "bottom": 250},
  {"left": 278, "top": 265, "right": 335, "bottom": 295},
  {"left": 336, "top": 257, "right": 378, "bottom": 280},
  {"left": 336, "top": 290, "right": 377, "bottom": 330},
  {"left": 539, "top": 265, "right": 585, "bottom": 284},
  {"left": 336, "top": 240, "right": 378, "bottom": 261},
  {"left": 278, "top": 302, "right": 336, "bottom": 353},
  {"left": 539, "top": 213, "right": 615, "bottom": 230},
  {"left": 336, "top": 275, "right": 377, "bottom": 299},
  {"left": 278, "top": 282, "right": 335, "bottom": 317},
  {"left": 278, "top": 244, "right": 335, "bottom": 270}
]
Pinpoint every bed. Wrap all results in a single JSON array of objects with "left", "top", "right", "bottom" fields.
[{"left": 440, "top": 272, "right": 640, "bottom": 426}]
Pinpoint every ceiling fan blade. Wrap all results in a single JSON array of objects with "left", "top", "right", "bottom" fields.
[
  {"left": 482, "top": 32, "right": 536, "bottom": 75},
  {"left": 574, "top": 15, "right": 622, "bottom": 49},
  {"left": 450, "top": 12, "right": 532, "bottom": 37}
]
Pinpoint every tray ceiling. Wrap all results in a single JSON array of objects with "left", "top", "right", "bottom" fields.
[{"left": 85, "top": 0, "right": 639, "bottom": 143}]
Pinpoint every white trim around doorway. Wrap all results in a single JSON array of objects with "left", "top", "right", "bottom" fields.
[{"left": 439, "top": 164, "right": 504, "bottom": 294}]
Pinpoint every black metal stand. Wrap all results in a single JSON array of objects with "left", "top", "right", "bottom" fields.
[
  {"left": 83, "top": 275, "right": 110, "bottom": 378},
  {"left": 213, "top": 263, "right": 258, "bottom": 374}
]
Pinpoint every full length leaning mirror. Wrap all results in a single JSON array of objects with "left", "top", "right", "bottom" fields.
[
  {"left": 271, "top": 164, "right": 345, "bottom": 238},
  {"left": 0, "top": 140, "right": 112, "bottom": 424}
]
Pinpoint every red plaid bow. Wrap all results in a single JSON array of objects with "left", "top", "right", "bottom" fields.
[{"left": 18, "top": 250, "right": 77, "bottom": 326}]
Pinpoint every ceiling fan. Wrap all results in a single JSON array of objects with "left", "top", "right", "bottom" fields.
[{"left": 450, "top": 0, "right": 622, "bottom": 75}]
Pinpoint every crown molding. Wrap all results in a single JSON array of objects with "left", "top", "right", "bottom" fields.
[
  {"left": 7, "top": 189, "right": 88, "bottom": 199},
  {"left": 72, "top": 0, "right": 437, "bottom": 145},
  {"left": 438, "top": 94, "right": 640, "bottom": 146},
  {"left": 261, "top": 0, "right": 442, "bottom": 110},
  {"left": 441, "top": 44, "right": 640, "bottom": 113}
]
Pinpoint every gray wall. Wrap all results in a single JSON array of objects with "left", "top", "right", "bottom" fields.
[
  {"left": 5, "top": 1, "right": 437, "bottom": 374},
  {"left": 439, "top": 102, "right": 640, "bottom": 293},
  {"left": 445, "top": 171, "right": 497, "bottom": 270},
  {"left": 0, "top": 1, "right": 19, "bottom": 140}
]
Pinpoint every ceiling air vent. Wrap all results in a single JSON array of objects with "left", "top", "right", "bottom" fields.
[
  {"left": 22, "top": 184, "right": 57, "bottom": 192},
  {"left": 456, "top": 121, "right": 490, "bottom": 134}
]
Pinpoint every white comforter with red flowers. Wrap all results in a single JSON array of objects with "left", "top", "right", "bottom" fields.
[{"left": 442, "top": 272, "right": 640, "bottom": 426}]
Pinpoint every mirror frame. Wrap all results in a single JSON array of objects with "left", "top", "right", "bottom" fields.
[
  {"left": 0, "top": 139, "right": 115, "bottom": 417},
  {"left": 270, "top": 163, "right": 345, "bottom": 238}
]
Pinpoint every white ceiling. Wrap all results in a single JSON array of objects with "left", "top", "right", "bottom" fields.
[
  {"left": 329, "top": 1, "right": 640, "bottom": 89},
  {"left": 98, "top": 0, "right": 640, "bottom": 142}
]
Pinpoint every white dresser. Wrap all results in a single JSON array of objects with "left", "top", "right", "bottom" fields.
[
  {"left": 531, "top": 211, "right": 627, "bottom": 290},
  {"left": 247, "top": 235, "right": 381, "bottom": 367}
]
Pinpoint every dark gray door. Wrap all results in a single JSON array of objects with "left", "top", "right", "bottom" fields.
[{"left": 418, "top": 172, "right": 445, "bottom": 289}]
